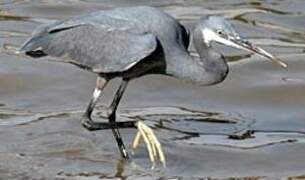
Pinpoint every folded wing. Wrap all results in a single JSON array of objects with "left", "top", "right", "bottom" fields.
[{"left": 20, "top": 22, "right": 157, "bottom": 73}]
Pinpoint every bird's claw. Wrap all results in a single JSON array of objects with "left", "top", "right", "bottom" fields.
[{"left": 132, "top": 121, "right": 166, "bottom": 168}]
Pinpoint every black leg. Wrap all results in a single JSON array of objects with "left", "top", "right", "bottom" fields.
[
  {"left": 108, "top": 80, "right": 129, "bottom": 159},
  {"left": 82, "top": 77, "right": 136, "bottom": 131},
  {"left": 81, "top": 77, "right": 131, "bottom": 159},
  {"left": 83, "top": 121, "right": 136, "bottom": 130},
  {"left": 81, "top": 76, "right": 108, "bottom": 130}
]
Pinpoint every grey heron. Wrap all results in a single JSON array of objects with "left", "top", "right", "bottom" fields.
[{"left": 19, "top": 6, "right": 287, "bottom": 167}]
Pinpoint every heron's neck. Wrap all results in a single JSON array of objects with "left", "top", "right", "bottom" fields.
[{"left": 166, "top": 39, "right": 228, "bottom": 86}]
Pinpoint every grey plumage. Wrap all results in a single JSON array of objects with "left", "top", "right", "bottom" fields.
[
  {"left": 20, "top": 6, "right": 286, "bottom": 162},
  {"left": 20, "top": 6, "right": 199, "bottom": 80}
]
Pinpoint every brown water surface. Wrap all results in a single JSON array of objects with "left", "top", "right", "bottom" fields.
[{"left": 1, "top": 0, "right": 305, "bottom": 179}]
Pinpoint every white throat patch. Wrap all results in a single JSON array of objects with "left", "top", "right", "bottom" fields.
[{"left": 201, "top": 28, "right": 220, "bottom": 45}]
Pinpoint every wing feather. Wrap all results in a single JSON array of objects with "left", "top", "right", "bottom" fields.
[{"left": 21, "top": 22, "right": 157, "bottom": 73}]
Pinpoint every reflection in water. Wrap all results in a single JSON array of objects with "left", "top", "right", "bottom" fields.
[
  {"left": 2, "top": 104, "right": 305, "bottom": 150},
  {"left": 122, "top": 106, "right": 253, "bottom": 136}
]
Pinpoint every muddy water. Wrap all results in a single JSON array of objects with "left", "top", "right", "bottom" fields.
[{"left": 1, "top": 0, "right": 305, "bottom": 179}]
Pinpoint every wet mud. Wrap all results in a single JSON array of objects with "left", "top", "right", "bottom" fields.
[{"left": 1, "top": 0, "right": 305, "bottom": 179}]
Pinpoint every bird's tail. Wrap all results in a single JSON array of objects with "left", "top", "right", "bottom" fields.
[
  {"left": 18, "top": 24, "right": 51, "bottom": 58},
  {"left": 18, "top": 36, "right": 47, "bottom": 58}
]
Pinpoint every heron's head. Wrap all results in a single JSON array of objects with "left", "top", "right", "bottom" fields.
[{"left": 195, "top": 16, "right": 287, "bottom": 68}]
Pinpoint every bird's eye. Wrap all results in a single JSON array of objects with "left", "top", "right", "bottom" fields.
[{"left": 216, "top": 30, "right": 223, "bottom": 35}]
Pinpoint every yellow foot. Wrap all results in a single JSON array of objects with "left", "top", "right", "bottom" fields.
[{"left": 131, "top": 121, "right": 166, "bottom": 168}]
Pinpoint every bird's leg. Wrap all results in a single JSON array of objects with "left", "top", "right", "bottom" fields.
[
  {"left": 132, "top": 121, "right": 166, "bottom": 168},
  {"left": 104, "top": 80, "right": 166, "bottom": 166},
  {"left": 81, "top": 77, "right": 165, "bottom": 165},
  {"left": 82, "top": 78, "right": 132, "bottom": 159},
  {"left": 82, "top": 76, "right": 108, "bottom": 130},
  {"left": 107, "top": 79, "right": 130, "bottom": 159},
  {"left": 82, "top": 77, "right": 136, "bottom": 131}
]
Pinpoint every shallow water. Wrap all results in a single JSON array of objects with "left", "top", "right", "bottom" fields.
[{"left": 1, "top": 0, "right": 305, "bottom": 179}]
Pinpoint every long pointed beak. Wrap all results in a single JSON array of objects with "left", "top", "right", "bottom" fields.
[
  {"left": 229, "top": 37, "right": 287, "bottom": 68},
  {"left": 215, "top": 34, "right": 287, "bottom": 68}
]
